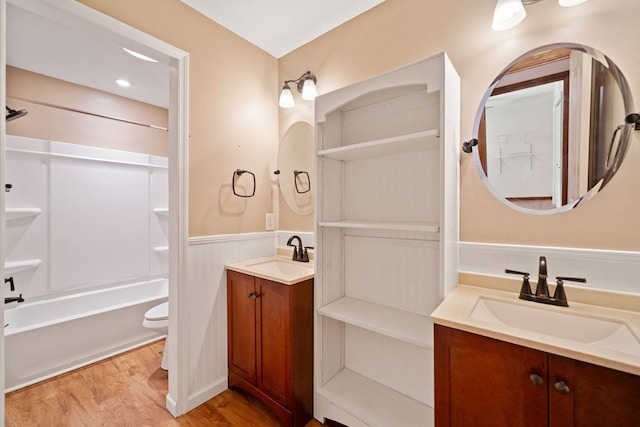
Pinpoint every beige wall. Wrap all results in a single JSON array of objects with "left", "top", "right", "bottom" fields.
[
  {"left": 78, "top": 0, "right": 279, "bottom": 238},
  {"left": 74, "top": 0, "right": 640, "bottom": 247},
  {"left": 279, "top": 0, "right": 640, "bottom": 250},
  {"left": 6, "top": 66, "right": 168, "bottom": 156}
]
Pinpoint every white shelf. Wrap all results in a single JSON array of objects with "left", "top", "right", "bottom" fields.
[
  {"left": 318, "top": 220, "right": 439, "bottom": 233},
  {"left": 4, "top": 259, "right": 42, "bottom": 274},
  {"left": 153, "top": 208, "right": 169, "bottom": 216},
  {"left": 318, "top": 368, "right": 433, "bottom": 427},
  {"left": 318, "top": 297, "right": 433, "bottom": 348},
  {"left": 5, "top": 208, "right": 42, "bottom": 220},
  {"left": 318, "top": 130, "right": 439, "bottom": 161},
  {"left": 315, "top": 56, "right": 459, "bottom": 426}
]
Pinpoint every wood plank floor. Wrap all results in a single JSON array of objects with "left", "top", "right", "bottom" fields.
[{"left": 6, "top": 340, "right": 325, "bottom": 426}]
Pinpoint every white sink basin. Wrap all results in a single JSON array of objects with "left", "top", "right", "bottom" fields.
[
  {"left": 471, "top": 297, "right": 640, "bottom": 356},
  {"left": 226, "top": 256, "right": 314, "bottom": 285},
  {"left": 245, "top": 259, "right": 313, "bottom": 277}
]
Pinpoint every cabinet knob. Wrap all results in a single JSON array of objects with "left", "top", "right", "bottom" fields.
[
  {"left": 554, "top": 381, "right": 570, "bottom": 395},
  {"left": 529, "top": 373, "right": 544, "bottom": 386},
  {"left": 247, "top": 292, "right": 260, "bottom": 299}
]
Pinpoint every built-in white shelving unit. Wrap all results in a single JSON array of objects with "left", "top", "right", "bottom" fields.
[{"left": 314, "top": 53, "right": 460, "bottom": 427}]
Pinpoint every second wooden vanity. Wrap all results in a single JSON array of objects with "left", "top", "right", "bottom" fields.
[
  {"left": 226, "top": 256, "right": 314, "bottom": 427},
  {"left": 432, "top": 281, "right": 640, "bottom": 427},
  {"left": 434, "top": 325, "right": 640, "bottom": 427}
]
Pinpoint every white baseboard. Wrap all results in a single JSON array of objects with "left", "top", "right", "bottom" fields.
[
  {"left": 185, "top": 377, "right": 229, "bottom": 414},
  {"left": 166, "top": 393, "right": 179, "bottom": 417}
]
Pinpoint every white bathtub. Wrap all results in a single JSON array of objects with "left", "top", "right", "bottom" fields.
[{"left": 4, "top": 278, "right": 168, "bottom": 391}]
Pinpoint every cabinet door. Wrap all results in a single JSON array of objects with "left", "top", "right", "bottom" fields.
[
  {"left": 434, "top": 325, "right": 548, "bottom": 427},
  {"left": 227, "top": 271, "right": 257, "bottom": 384},
  {"left": 256, "top": 278, "right": 292, "bottom": 408},
  {"left": 549, "top": 354, "right": 640, "bottom": 427}
]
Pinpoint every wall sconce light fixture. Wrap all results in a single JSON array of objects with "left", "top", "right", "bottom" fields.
[
  {"left": 279, "top": 71, "right": 317, "bottom": 108},
  {"left": 492, "top": 0, "right": 588, "bottom": 31}
]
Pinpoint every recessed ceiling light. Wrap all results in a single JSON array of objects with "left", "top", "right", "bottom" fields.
[
  {"left": 115, "top": 79, "right": 131, "bottom": 87},
  {"left": 122, "top": 47, "right": 158, "bottom": 63}
]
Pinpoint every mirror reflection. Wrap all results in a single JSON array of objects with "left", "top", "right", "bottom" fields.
[
  {"left": 471, "top": 43, "right": 636, "bottom": 214},
  {"left": 278, "top": 121, "right": 314, "bottom": 215}
]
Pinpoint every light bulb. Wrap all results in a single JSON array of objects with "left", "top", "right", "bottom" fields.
[
  {"left": 279, "top": 84, "right": 295, "bottom": 108},
  {"left": 301, "top": 78, "right": 317, "bottom": 100},
  {"left": 492, "top": 0, "right": 526, "bottom": 31}
]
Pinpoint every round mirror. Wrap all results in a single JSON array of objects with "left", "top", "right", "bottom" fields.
[
  {"left": 468, "top": 43, "right": 637, "bottom": 214},
  {"left": 278, "top": 121, "right": 314, "bottom": 215}
]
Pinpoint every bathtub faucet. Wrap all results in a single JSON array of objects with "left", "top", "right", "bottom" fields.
[
  {"left": 4, "top": 295, "right": 24, "bottom": 304},
  {"left": 4, "top": 277, "right": 23, "bottom": 304}
]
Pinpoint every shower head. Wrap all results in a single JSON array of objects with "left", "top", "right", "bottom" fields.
[{"left": 5, "top": 106, "right": 28, "bottom": 121}]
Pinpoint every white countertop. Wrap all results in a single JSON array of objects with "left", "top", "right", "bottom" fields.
[
  {"left": 432, "top": 277, "right": 640, "bottom": 376},
  {"left": 226, "top": 253, "right": 314, "bottom": 285}
]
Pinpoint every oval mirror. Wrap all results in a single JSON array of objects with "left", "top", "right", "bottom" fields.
[
  {"left": 278, "top": 121, "right": 314, "bottom": 215},
  {"left": 467, "top": 43, "right": 637, "bottom": 214}
]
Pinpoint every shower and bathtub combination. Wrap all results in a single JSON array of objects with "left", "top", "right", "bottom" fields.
[
  {"left": 3, "top": 134, "right": 169, "bottom": 391},
  {"left": 4, "top": 278, "right": 168, "bottom": 391}
]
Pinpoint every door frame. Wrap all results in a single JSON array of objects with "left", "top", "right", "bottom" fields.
[{"left": 0, "top": 0, "right": 190, "bottom": 417}]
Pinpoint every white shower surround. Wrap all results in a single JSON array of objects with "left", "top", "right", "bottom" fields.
[
  {"left": 5, "top": 135, "right": 168, "bottom": 298},
  {"left": 4, "top": 135, "right": 169, "bottom": 391}
]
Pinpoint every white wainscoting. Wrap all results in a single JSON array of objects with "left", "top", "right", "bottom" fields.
[
  {"left": 185, "top": 231, "right": 283, "bottom": 411},
  {"left": 277, "top": 230, "right": 315, "bottom": 249},
  {"left": 460, "top": 242, "right": 640, "bottom": 294}
]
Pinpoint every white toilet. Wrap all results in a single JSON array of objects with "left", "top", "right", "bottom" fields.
[{"left": 143, "top": 301, "right": 169, "bottom": 370}]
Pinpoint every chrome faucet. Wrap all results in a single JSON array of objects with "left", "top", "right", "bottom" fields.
[
  {"left": 286, "top": 235, "right": 310, "bottom": 262},
  {"left": 506, "top": 256, "right": 586, "bottom": 307}
]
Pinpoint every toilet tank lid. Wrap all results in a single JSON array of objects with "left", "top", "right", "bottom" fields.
[{"left": 145, "top": 301, "right": 169, "bottom": 321}]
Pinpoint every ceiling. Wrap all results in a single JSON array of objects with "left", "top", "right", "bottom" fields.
[
  {"left": 179, "top": 0, "right": 386, "bottom": 58},
  {"left": 6, "top": 1, "right": 385, "bottom": 110},
  {"left": 6, "top": 4, "right": 171, "bottom": 108}
]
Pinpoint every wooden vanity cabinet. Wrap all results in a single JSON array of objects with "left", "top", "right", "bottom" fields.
[
  {"left": 434, "top": 324, "right": 548, "bottom": 427},
  {"left": 435, "top": 325, "right": 640, "bottom": 427},
  {"left": 227, "top": 270, "right": 314, "bottom": 427},
  {"left": 548, "top": 353, "right": 640, "bottom": 427}
]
